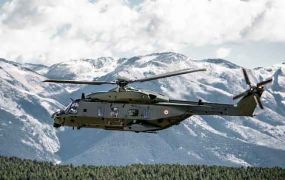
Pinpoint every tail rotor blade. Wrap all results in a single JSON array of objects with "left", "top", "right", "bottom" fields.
[
  {"left": 242, "top": 68, "right": 252, "bottom": 86},
  {"left": 253, "top": 94, "right": 264, "bottom": 109},
  {"left": 257, "top": 78, "right": 273, "bottom": 87},
  {"left": 233, "top": 90, "right": 250, "bottom": 100}
]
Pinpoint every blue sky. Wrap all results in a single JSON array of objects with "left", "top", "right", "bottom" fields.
[{"left": 0, "top": 0, "right": 284, "bottom": 68}]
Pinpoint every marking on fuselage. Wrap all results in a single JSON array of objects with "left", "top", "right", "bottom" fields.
[{"left": 164, "top": 109, "right": 169, "bottom": 115}]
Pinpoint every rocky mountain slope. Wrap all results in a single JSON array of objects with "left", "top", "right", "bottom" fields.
[
  {"left": 0, "top": 59, "right": 64, "bottom": 162},
  {"left": 0, "top": 53, "right": 284, "bottom": 167}
]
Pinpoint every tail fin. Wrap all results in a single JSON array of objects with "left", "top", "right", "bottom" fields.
[{"left": 236, "top": 94, "right": 258, "bottom": 116}]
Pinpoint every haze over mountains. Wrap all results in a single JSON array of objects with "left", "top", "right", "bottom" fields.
[{"left": 0, "top": 52, "right": 284, "bottom": 167}]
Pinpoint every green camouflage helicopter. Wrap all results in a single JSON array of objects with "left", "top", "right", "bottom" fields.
[{"left": 44, "top": 68, "right": 272, "bottom": 133}]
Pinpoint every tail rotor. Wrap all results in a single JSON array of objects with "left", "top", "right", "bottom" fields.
[{"left": 233, "top": 68, "right": 272, "bottom": 109}]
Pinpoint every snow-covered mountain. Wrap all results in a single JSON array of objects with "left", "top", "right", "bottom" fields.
[
  {"left": 0, "top": 53, "right": 284, "bottom": 167},
  {"left": 0, "top": 58, "right": 65, "bottom": 162},
  {"left": 22, "top": 63, "right": 49, "bottom": 75},
  {"left": 46, "top": 57, "right": 116, "bottom": 80}
]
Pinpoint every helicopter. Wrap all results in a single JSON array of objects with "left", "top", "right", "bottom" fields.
[{"left": 44, "top": 68, "right": 272, "bottom": 133}]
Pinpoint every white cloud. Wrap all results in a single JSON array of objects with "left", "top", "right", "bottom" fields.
[
  {"left": 216, "top": 47, "right": 231, "bottom": 59},
  {"left": 0, "top": 0, "right": 284, "bottom": 64}
]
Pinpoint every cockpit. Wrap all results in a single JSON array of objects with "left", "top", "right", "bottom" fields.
[{"left": 64, "top": 100, "right": 79, "bottom": 114}]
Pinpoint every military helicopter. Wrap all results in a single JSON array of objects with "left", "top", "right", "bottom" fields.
[{"left": 44, "top": 68, "right": 272, "bottom": 133}]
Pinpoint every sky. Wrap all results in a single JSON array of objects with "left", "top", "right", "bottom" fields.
[{"left": 0, "top": 0, "right": 284, "bottom": 68}]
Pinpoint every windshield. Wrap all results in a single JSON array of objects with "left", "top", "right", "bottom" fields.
[
  {"left": 65, "top": 100, "right": 79, "bottom": 114},
  {"left": 64, "top": 102, "right": 72, "bottom": 112}
]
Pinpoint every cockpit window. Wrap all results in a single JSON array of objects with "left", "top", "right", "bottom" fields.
[
  {"left": 64, "top": 103, "right": 72, "bottom": 112},
  {"left": 65, "top": 101, "right": 79, "bottom": 114}
]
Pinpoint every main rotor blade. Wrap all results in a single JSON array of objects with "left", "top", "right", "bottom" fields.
[
  {"left": 257, "top": 78, "right": 273, "bottom": 87},
  {"left": 233, "top": 90, "right": 250, "bottom": 100},
  {"left": 129, "top": 68, "right": 206, "bottom": 83},
  {"left": 242, "top": 68, "right": 252, "bottom": 86},
  {"left": 253, "top": 94, "right": 264, "bottom": 109},
  {"left": 43, "top": 79, "right": 116, "bottom": 85}
]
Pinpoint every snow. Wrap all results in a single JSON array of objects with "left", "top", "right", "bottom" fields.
[
  {"left": 227, "top": 122, "right": 285, "bottom": 151},
  {"left": 224, "top": 154, "right": 251, "bottom": 167},
  {"left": 46, "top": 57, "right": 117, "bottom": 80},
  {"left": 188, "top": 116, "right": 227, "bottom": 138},
  {"left": 0, "top": 60, "right": 61, "bottom": 162}
]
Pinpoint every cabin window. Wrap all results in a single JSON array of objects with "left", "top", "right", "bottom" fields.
[
  {"left": 83, "top": 109, "right": 87, "bottom": 112},
  {"left": 128, "top": 109, "right": 139, "bottom": 116},
  {"left": 110, "top": 107, "right": 119, "bottom": 118},
  {"left": 143, "top": 108, "right": 150, "bottom": 119}
]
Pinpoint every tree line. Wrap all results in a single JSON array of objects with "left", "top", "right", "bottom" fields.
[{"left": 0, "top": 156, "right": 284, "bottom": 179}]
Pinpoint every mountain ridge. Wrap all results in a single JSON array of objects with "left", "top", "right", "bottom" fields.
[{"left": 0, "top": 52, "right": 284, "bottom": 167}]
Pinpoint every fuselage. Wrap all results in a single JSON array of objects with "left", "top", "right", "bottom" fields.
[
  {"left": 53, "top": 88, "right": 196, "bottom": 132},
  {"left": 53, "top": 98, "right": 192, "bottom": 133},
  {"left": 52, "top": 86, "right": 256, "bottom": 132}
]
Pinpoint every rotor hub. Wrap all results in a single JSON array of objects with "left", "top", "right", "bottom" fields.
[{"left": 116, "top": 80, "right": 129, "bottom": 88}]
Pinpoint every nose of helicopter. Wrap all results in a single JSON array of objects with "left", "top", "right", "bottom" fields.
[
  {"left": 51, "top": 112, "right": 58, "bottom": 119},
  {"left": 52, "top": 109, "right": 65, "bottom": 128}
]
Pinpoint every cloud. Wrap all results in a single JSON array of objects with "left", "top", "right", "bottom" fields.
[
  {"left": 216, "top": 47, "right": 231, "bottom": 59},
  {"left": 0, "top": 0, "right": 284, "bottom": 64}
]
